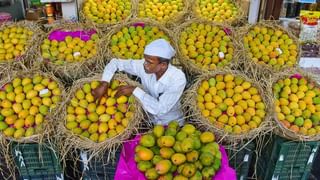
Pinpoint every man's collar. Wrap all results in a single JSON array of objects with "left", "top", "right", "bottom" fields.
[{"left": 157, "top": 64, "right": 173, "bottom": 84}]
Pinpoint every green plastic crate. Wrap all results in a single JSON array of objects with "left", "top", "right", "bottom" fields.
[
  {"left": 257, "top": 136, "right": 320, "bottom": 180},
  {"left": 227, "top": 141, "right": 255, "bottom": 180},
  {"left": 80, "top": 150, "right": 121, "bottom": 180},
  {"left": 11, "top": 143, "right": 63, "bottom": 180}
]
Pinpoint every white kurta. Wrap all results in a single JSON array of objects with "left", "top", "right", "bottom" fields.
[{"left": 102, "top": 58, "right": 187, "bottom": 125}]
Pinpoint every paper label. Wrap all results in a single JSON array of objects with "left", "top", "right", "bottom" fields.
[
  {"left": 73, "top": 52, "right": 81, "bottom": 57},
  {"left": 219, "top": 52, "right": 225, "bottom": 58},
  {"left": 243, "top": 154, "right": 249, "bottom": 162},
  {"left": 39, "top": 89, "right": 49, "bottom": 96},
  {"left": 276, "top": 48, "right": 283, "bottom": 55}
]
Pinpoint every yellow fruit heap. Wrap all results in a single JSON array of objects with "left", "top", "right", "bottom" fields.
[
  {"left": 135, "top": 122, "right": 222, "bottom": 179},
  {"left": 0, "top": 26, "right": 33, "bottom": 61},
  {"left": 243, "top": 25, "right": 298, "bottom": 69},
  {"left": 65, "top": 79, "right": 135, "bottom": 143},
  {"left": 83, "top": 0, "right": 131, "bottom": 24},
  {"left": 273, "top": 76, "right": 320, "bottom": 136},
  {"left": 179, "top": 23, "right": 234, "bottom": 70},
  {"left": 195, "top": 0, "right": 238, "bottom": 22},
  {"left": 0, "top": 75, "right": 62, "bottom": 139},
  {"left": 110, "top": 25, "right": 169, "bottom": 59},
  {"left": 138, "top": 0, "right": 184, "bottom": 22},
  {"left": 41, "top": 34, "right": 98, "bottom": 65},
  {"left": 197, "top": 74, "right": 266, "bottom": 134}
]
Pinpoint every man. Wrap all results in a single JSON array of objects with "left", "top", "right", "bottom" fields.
[{"left": 92, "top": 39, "right": 187, "bottom": 125}]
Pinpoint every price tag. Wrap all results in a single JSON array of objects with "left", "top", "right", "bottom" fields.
[
  {"left": 243, "top": 154, "right": 249, "bottom": 162},
  {"left": 73, "top": 52, "right": 81, "bottom": 57},
  {"left": 276, "top": 48, "right": 283, "bottom": 55},
  {"left": 219, "top": 52, "right": 225, "bottom": 58},
  {"left": 39, "top": 89, "right": 49, "bottom": 96}
]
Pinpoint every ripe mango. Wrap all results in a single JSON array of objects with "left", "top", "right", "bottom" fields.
[
  {"left": 14, "top": 128, "right": 25, "bottom": 139},
  {"left": 137, "top": 147, "right": 154, "bottom": 161},
  {"left": 182, "top": 163, "right": 196, "bottom": 178},
  {"left": 145, "top": 168, "right": 158, "bottom": 180},
  {"left": 140, "top": 134, "right": 156, "bottom": 147},
  {"left": 153, "top": 125, "right": 164, "bottom": 138},
  {"left": 137, "top": 161, "right": 153, "bottom": 172},
  {"left": 32, "top": 75, "right": 43, "bottom": 84},
  {"left": 160, "top": 147, "right": 174, "bottom": 159},
  {"left": 88, "top": 123, "right": 99, "bottom": 133},
  {"left": 3, "top": 127, "right": 15, "bottom": 137},
  {"left": 66, "top": 121, "right": 78, "bottom": 130},
  {"left": 98, "top": 133, "right": 108, "bottom": 142},
  {"left": 25, "top": 127, "right": 35, "bottom": 137},
  {"left": 159, "top": 136, "right": 175, "bottom": 147},
  {"left": 171, "top": 153, "right": 186, "bottom": 165},
  {"left": 155, "top": 159, "right": 172, "bottom": 175}
]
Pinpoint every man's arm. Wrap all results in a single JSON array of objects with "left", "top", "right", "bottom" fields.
[
  {"left": 132, "top": 76, "right": 186, "bottom": 116},
  {"left": 93, "top": 58, "right": 143, "bottom": 101},
  {"left": 102, "top": 58, "right": 144, "bottom": 82}
]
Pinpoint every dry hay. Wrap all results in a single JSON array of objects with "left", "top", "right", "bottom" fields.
[
  {"left": 57, "top": 73, "right": 145, "bottom": 164},
  {"left": 0, "top": 20, "right": 43, "bottom": 71},
  {"left": 182, "top": 69, "right": 274, "bottom": 144},
  {"left": 189, "top": 0, "right": 246, "bottom": 26},
  {"left": 236, "top": 20, "right": 301, "bottom": 75},
  {"left": 79, "top": 0, "right": 135, "bottom": 32},
  {"left": 104, "top": 18, "right": 181, "bottom": 66},
  {"left": 173, "top": 18, "right": 240, "bottom": 76},
  {"left": 134, "top": 0, "right": 190, "bottom": 29},
  {"left": 271, "top": 68, "right": 320, "bottom": 141},
  {"left": 37, "top": 21, "right": 106, "bottom": 83}
]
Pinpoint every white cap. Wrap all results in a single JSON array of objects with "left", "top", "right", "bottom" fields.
[{"left": 144, "top": 39, "right": 175, "bottom": 60}]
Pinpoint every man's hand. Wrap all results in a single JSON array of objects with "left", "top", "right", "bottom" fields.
[
  {"left": 92, "top": 81, "right": 109, "bottom": 103},
  {"left": 115, "top": 85, "right": 136, "bottom": 98}
]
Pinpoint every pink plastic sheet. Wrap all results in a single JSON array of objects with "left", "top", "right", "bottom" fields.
[
  {"left": 115, "top": 135, "right": 236, "bottom": 180},
  {"left": 48, "top": 29, "right": 96, "bottom": 42}
]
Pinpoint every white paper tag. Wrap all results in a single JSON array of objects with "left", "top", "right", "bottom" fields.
[
  {"left": 39, "top": 89, "right": 49, "bottom": 96},
  {"left": 276, "top": 48, "right": 283, "bottom": 55},
  {"left": 243, "top": 154, "right": 249, "bottom": 162},
  {"left": 219, "top": 52, "right": 225, "bottom": 58},
  {"left": 73, "top": 52, "right": 81, "bottom": 57},
  {"left": 279, "top": 154, "right": 284, "bottom": 161}
]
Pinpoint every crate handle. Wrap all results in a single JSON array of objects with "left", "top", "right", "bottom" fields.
[
  {"left": 272, "top": 175, "right": 279, "bottom": 180},
  {"left": 80, "top": 151, "right": 89, "bottom": 171},
  {"left": 14, "top": 149, "right": 25, "bottom": 167},
  {"left": 56, "top": 174, "right": 64, "bottom": 180},
  {"left": 307, "top": 147, "right": 318, "bottom": 164}
]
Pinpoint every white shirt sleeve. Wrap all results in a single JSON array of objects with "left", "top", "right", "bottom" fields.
[
  {"left": 132, "top": 75, "right": 186, "bottom": 116},
  {"left": 102, "top": 58, "right": 144, "bottom": 82}
]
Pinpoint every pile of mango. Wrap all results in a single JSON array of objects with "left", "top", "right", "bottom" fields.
[{"left": 135, "top": 122, "right": 221, "bottom": 179}]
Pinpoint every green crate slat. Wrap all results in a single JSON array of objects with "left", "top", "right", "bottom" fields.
[
  {"left": 81, "top": 150, "right": 121, "bottom": 180},
  {"left": 257, "top": 136, "right": 320, "bottom": 180},
  {"left": 11, "top": 143, "right": 62, "bottom": 178},
  {"left": 19, "top": 173, "right": 64, "bottom": 180},
  {"left": 227, "top": 141, "right": 255, "bottom": 180}
]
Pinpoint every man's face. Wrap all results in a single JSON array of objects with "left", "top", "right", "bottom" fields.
[{"left": 143, "top": 54, "right": 165, "bottom": 74}]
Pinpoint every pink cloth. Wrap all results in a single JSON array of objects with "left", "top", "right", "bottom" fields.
[
  {"left": 48, "top": 29, "right": 96, "bottom": 42},
  {"left": 115, "top": 135, "right": 236, "bottom": 180}
]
